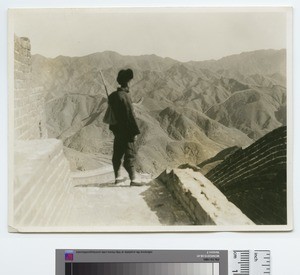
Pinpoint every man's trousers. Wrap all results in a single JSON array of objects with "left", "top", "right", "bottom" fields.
[{"left": 112, "top": 136, "right": 136, "bottom": 180}]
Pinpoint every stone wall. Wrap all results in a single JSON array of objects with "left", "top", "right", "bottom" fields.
[
  {"left": 12, "top": 36, "right": 73, "bottom": 230},
  {"left": 158, "top": 168, "right": 254, "bottom": 226},
  {"left": 206, "top": 126, "right": 287, "bottom": 225},
  {"left": 14, "top": 139, "right": 73, "bottom": 228},
  {"left": 14, "top": 35, "right": 47, "bottom": 140}
]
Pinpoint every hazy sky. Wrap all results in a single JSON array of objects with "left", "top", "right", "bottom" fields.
[{"left": 12, "top": 8, "right": 288, "bottom": 62}]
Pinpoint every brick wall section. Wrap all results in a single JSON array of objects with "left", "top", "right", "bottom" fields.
[
  {"left": 14, "top": 35, "right": 47, "bottom": 140},
  {"left": 12, "top": 36, "right": 73, "bottom": 230},
  {"left": 14, "top": 139, "right": 73, "bottom": 228},
  {"left": 158, "top": 168, "right": 254, "bottom": 226},
  {"left": 205, "top": 126, "right": 287, "bottom": 225}
]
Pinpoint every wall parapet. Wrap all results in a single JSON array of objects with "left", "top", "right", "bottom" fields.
[
  {"left": 205, "top": 126, "right": 287, "bottom": 225},
  {"left": 13, "top": 139, "right": 73, "bottom": 228},
  {"left": 14, "top": 35, "right": 47, "bottom": 140},
  {"left": 11, "top": 35, "right": 74, "bottom": 230},
  {"left": 158, "top": 168, "right": 254, "bottom": 226}
]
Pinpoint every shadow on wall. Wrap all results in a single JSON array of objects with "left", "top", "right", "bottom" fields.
[{"left": 205, "top": 126, "right": 287, "bottom": 225}]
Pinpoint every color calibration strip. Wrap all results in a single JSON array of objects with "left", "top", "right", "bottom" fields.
[
  {"left": 66, "top": 262, "right": 219, "bottom": 275},
  {"left": 57, "top": 249, "right": 270, "bottom": 275}
]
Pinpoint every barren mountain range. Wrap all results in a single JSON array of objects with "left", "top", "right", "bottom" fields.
[{"left": 31, "top": 49, "right": 286, "bottom": 176}]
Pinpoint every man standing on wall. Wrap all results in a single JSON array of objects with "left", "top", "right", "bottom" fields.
[{"left": 108, "top": 69, "right": 142, "bottom": 186}]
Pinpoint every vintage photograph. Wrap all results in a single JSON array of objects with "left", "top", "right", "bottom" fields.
[{"left": 8, "top": 8, "right": 292, "bottom": 232}]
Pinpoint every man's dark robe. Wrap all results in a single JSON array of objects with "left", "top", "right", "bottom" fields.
[{"left": 108, "top": 87, "right": 140, "bottom": 142}]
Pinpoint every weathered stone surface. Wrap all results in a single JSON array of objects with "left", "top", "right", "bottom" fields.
[
  {"left": 12, "top": 36, "right": 73, "bottom": 230},
  {"left": 14, "top": 35, "right": 47, "bottom": 140},
  {"left": 13, "top": 139, "right": 73, "bottom": 228},
  {"left": 206, "top": 126, "right": 287, "bottom": 225},
  {"left": 158, "top": 168, "right": 254, "bottom": 226}
]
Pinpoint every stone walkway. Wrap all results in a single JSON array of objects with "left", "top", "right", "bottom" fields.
[{"left": 66, "top": 168, "right": 194, "bottom": 227}]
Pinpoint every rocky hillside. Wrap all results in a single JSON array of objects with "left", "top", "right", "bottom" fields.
[
  {"left": 31, "top": 49, "right": 287, "bottom": 175},
  {"left": 205, "top": 126, "right": 287, "bottom": 225},
  {"left": 188, "top": 49, "right": 286, "bottom": 81},
  {"left": 205, "top": 85, "right": 286, "bottom": 139}
]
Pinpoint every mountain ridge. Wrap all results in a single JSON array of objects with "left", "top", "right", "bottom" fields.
[{"left": 31, "top": 48, "right": 286, "bottom": 175}]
